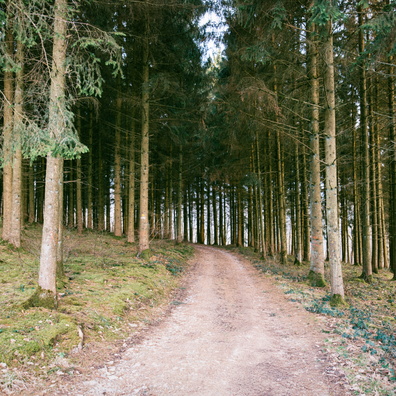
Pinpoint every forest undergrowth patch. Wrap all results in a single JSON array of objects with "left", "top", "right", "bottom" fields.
[
  {"left": 235, "top": 247, "right": 396, "bottom": 396},
  {"left": 0, "top": 225, "right": 193, "bottom": 394}
]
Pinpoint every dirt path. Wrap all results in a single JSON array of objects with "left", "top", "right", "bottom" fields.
[{"left": 40, "top": 246, "right": 347, "bottom": 395}]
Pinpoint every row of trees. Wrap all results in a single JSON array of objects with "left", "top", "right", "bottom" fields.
[
  {"left": 1, "top": 0, "right": 395, "bottom": 307},
  {"left": 214, "top": 0, "right": 396, "bottom": 300}
]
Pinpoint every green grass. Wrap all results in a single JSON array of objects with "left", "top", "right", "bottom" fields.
[{"left": 0, "top": 225, "right": 193, "bottom": 390}]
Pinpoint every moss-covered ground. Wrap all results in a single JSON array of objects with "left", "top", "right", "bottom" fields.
[
  {"left": 0, "top": 224, "right": 193, "bottom": 393},
  {"left": 233, "top": 246, "right": 396, "bottom": 396}
]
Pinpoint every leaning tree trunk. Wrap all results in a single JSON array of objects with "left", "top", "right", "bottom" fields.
[
  {"left": 37, "top": 0, "right": 68, "bottom": 308},
  {"left": 323, "top": 16, "right": 345, "bottom": 305}
]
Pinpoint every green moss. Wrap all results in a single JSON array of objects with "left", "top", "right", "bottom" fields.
[
  {"left": 330, "top": 294, "right": 347, "bottom": 307},
  {"left": 21, "top": 287, "right": 57, "bottom": 310},
  {"left": 308, "top": 270, "right": 327, "bottom": 287},
  {"left": 0, "top": 226, "right": 194, "bottom": 372},
  {"left": 0, "top": 311, "right": 78, "bottom": 365},
  {"left": 139, "top": 249, "right": 152, "bottom": 260},
  {"left": 359, "top": 271, "right": 373, "bottom": 283}
]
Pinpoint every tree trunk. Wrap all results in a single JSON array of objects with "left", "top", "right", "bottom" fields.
[
  {"left": 388, "top": 55, "right": 396, "bottom": 279},
  {"left": 273, "top": 63, "right": 287, "bottom": 263},
  {"left": 56, "top": 160, "right": 65, "bottom": 279},
  {"left": 9, "top": 39, "right": 24, "bottom": 248},
  {"left": 199, "top": 181, "right": 205, "bottom": 244},
  {"left": 265, "top": 132, "right": 274, "bottom": 256},
  {"left": 183, "top": 187, "right": 189, "bottom": 241},
  {"left": 86, "top": 114, "right": 93, "bottom": 229},
  {"left": 139, "top": 24, "right": 150, "bottom": 253},
  {"left": 323, "top": 17, "right": 345, "bottom": 304},
  {"left": 237, "top": 185, "right": 243, "bottom": 247},
  {"left": 97, "top": 126, "right": 105, "bottom": 231},
  {"left": 207, "top": 184, "right": 211, "bottom": 245},
  {"left": 127, "top": 113, "right": 136, "bottom": 243},
  {"left": 76, "top": 108, "right": 83, "bottom": 234},
  {"left": 358, "top": 6, "right": 372, "bottom": 282},
  {"left": 38, "top": 0, "right": 68, "bottom": 305},
  {"left": 352, "top": 104, "right": 362, "bottom": 265},
  {"left": 308, "top": 20, "right": 326, "bottom": 286},
  {"left": 255, "top": 132, "right": 266, "bottom": 257},
  {"left": 28, "top": 163, "right": 35, "bottom": 223},
  {"left": 114, "top": 93, "right": 123, "bottom": 237},
  {"left": 219, "top": 186, "right": 224, "bottom": 245},
  {"left": 76, "top": 156, "right": 83, "bottom": 233},
  {"left": 176, "top": 148, "right": 183, "bottom": 243},
  {"left": 2, "top": 12, "right": 14, "bottom": 242},
  {"left": 294, "top": 143, "right": 302, "bottom": 265},
  {"left": 369, "top": 75, "right": 378, "bottom": 273},
  {"left": 301, "top": 143, "right": 311, "bottom": 262},
  {"left": 212, "top": 184, "right": 218, "bottom": 245}
]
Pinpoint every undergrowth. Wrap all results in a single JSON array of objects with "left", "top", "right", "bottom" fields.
[
  {"left": 0, "top": 225, "right": 193, "bottom": 392},
  {"left": 235, "top": 247, "right": 396, "bottom": 396}
]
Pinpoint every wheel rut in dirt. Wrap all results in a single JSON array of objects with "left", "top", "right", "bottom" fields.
[{"left": 48, "top": 246, "right": 346, "bottom": 395}]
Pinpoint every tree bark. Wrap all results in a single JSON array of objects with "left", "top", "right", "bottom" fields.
[
  {"left": 294, "top": 143, "right": 302, "bottom": 265},
  {"left": 28, "top": 163, "right": 35, "bottom": 223},
  {"left": 139, "top": 22, "right": 150, "bottom": 253},
  {"left": 38, "top": 0, "right": 68, "bottom": 303},
  {"left": 127, "top": 113, "right": 136, "bottom": 243},
  {"left": 97, "top": 126, "right": 105, "bottom": 231},
  {"left": 323, "top": 17, "right": 345, "bottom": 304},
  {"left": 76, "top": 108, "right": 83, "bottom": 234},
  {"left": 212, "top": 184, "right": 218, "bottom": 245},
  {"left": 2, "top": 11, "right": 14, "bottom": 242},
  {"left": 176, "top": 148, "right": 183, "bottom": 243},
  {"left": 114, "top": 93, "right": 123, "bottom": 237},
  {"left": 388, "top": 55, "right": 396, "bottom": 279},
  {"left": 308, "top": 20, "right": 326, "bottom": 286},
  {"left": 9, "top": 39, "right": 24, "bottom": 248},
  {"left": 272, "top": 58, "right": 287, "bottom": 262},
  {"left": 86, "top": 114, "right": 93, "bottom": 229},
  {"left": 301, "top": 143, "right": 311, "bottom": 262},
  {"left": 358, "top": 5, "right": 373, "bottom": 282},
  {"left": 255, "top": 131, "right": 266, "bottom": 257}
]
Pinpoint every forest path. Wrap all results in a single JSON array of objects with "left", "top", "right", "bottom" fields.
[{"left": 43, "top": 246, "right": 346, "bottom": 395}]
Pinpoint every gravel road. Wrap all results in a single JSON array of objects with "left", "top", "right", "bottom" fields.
[{"left": 36, "top": 246, "right": 348, "bottom": 395}]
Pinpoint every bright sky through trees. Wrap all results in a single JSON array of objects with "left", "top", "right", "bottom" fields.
[{"left": 199, "top": 8, "right": 227, "bottom": 62}]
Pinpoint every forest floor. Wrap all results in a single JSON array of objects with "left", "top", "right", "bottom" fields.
[{"left": 0, "top": 226, "right": 395, "bottom": 395}]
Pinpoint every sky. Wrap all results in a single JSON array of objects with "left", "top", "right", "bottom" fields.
[{"left": 199, "top": 9, "right": 228, "bottom": 62}]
